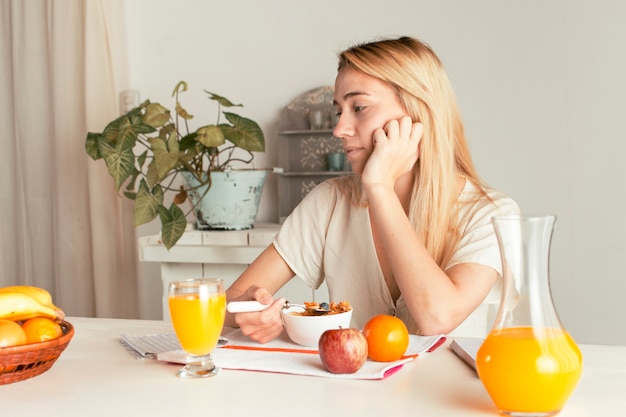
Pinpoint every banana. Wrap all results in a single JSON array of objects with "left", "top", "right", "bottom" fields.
[
  {"left": 0, "top": 285, "right": 61, "bottom": 311},
  {"left": 0, "top": 291, "right": 65, "bottom": 322}
]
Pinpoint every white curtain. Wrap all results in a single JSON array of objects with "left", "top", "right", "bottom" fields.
[{"left": 0, "top": 0, "right": 139, "bottom": 318}]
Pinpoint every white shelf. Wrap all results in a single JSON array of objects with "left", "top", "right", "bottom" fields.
[
  {"left": 280, "top": 129, "right": 334, "bottom": 135},
  {"left": 276, "top": 171, "right": 350, "bottom": 177}
]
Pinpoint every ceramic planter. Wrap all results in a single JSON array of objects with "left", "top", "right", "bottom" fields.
[{"left": 181, "top": 170, "right": 267, "bottom": 230}]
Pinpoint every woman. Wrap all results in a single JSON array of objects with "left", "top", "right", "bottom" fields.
[{"left": 225, "top": 36, "right": 519, "bottom": 343}]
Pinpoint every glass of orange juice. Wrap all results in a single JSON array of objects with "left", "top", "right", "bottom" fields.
[{"left": 168, "top": 278, "right": 226, "bottom": 378}]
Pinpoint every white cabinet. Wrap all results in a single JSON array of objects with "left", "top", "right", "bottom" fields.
[{"left": 138, "top": 223, "right": 328, "bottom": 320}]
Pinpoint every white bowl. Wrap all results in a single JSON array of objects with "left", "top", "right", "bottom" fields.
[{"left": 281, "top": 307, "right": 353, "bottom": 347}]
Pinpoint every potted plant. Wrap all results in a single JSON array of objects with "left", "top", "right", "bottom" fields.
[{"left": 85, "top": 81, "right": 266, "bottom": 249}]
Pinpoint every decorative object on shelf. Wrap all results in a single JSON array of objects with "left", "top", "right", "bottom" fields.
[
  {"left": 297, "top": 133, "right": 342, "bottom": 170},
  {"left": 308, "top": 109, "right": 325, "bottom": 130},
  {"left": 476, "top": 214, "right": 582, "bottom": 416},
  {"left": 276, "top": 86, "right": 351, "bottom": 222},
  {"left": 327, "top": 152, "right": 345, "bottom": 171},
  {"left": 282, "top": 86, "right": 335, "bottom": 131},
  {"left": 85, "top": 81, "right": 266, "bottom": 249}
]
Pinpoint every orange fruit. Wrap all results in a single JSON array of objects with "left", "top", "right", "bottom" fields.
[
  {"left": 362, "top": 314, "right": 410, "bottom": 362},
  {"left": 21, "top": 317, "right": 63, "bottom": 344},
  {"left": 0, "top": 319, "right": 28, "bottom": 347}
]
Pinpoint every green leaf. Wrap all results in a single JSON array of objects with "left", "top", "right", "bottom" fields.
[
  {"left": 158, "top": 204, "right": 187, "bottom": 249},
  {"left": 123, "top": 191, "right": 137, "bottom": 200},
  {"left": 115, "top": 126, "right": 138, "bottom": 153},
  {"left": 133, "top": 180, "right": 163, "bottom": 226},
  {"left": 97, "top": 139, "right": 115, "bottom": 160},
  {"left": 179, "top": 150, "right": 200, "bottom": 166},
  {"left": 149, "top": 134, "right": 181, "bottom": 182},
  {"left": 102, "top": 109, "right": 155, "bottom": 148},
  {"left": 221, "top": 112, "right": 265, "bottom": 152},
  {"left": 146, "top": 159, "right": 160, "bottom": 188},
  {"left": 195, "top": 125, "right": 225, "bottom": 148},
  {"left": 159, "top": 123, "right": 175, "bottom": 140},
  {"left": 125, "top": 166, "right": 141, "bottom": 192},
  {"left": 171, "top": 81, "right": 188, "bottom": 97},
  {"left": 137, "top": 150, "right": 148, "bottom": 171},
  {"left": 143, "top": 103, "right": 171, "bottom": 128},
  {"left": 204, "top": 91, "right": 243, "bottom": 108},
  {"left": 167, "top": 131, "right": 179, "bottom": 152},
  {"left": 127, "top": 110, "right": 157, "bottom": 134},
  {"left": 175, "top": 101, "right": 194, "bottom": 121},
  {"left": 179, "top": 132, "right": 198, "bottom": 151},
  {"left": 100, "top": 113, "right": 134, "bottom": 143},
  {"left": 99, "top": 140, "right": 136, "bottom": 191},
  {"left": 85, "top": 132, "right": 103, "bottom": 160}
]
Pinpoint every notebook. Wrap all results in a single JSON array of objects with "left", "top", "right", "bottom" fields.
[{"left": 449, "top": 337, "right": 483, "bottom": 372}]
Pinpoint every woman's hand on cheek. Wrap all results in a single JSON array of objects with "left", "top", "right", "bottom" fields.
[{"left": 361, "top": 116, "right": 423, "bottom": 188}]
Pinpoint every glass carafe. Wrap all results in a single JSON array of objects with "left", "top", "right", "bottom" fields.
[{"left": 476, "top": 214, "right": 582, "bottom": 416}]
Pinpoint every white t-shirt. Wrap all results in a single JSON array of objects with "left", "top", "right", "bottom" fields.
[{"left": 273, "top": 176, "right": 520, "bottom": 335}]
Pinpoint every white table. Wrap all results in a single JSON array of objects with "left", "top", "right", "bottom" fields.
[
  {"left": 1, "top": 317, "right": 624, "bottom": 416},
  {"left": 138, "top": 223, "right": 328, "bottom": 320}
]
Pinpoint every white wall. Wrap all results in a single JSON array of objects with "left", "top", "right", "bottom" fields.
[{"left": 124, "top": 0, "right": 626, "bottom": 345}]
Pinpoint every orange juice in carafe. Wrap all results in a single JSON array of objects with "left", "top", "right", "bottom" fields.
[
  {"left": 477, "top": 326, "right": 582, "bottom": 415},
  {"left": 480, "top": 215, "right": 583, "bottom": 416}
]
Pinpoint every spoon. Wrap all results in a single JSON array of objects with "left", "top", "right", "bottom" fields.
[
  {"left": 285, "top": 301, "right": 331, "bottom": 315},
  {"left": 226, "top": 300, "right": 331, "bottom": 315}
]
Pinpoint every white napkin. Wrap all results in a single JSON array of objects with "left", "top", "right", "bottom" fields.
[
  {"left": 157, "top": 330, "right": 446, "bottom": 380},
  {"left": 119, "top": 333, "right": 228, "bottom": 359},
  {"left": 120, "top": 333, "right": 182, "bottom": 359}
]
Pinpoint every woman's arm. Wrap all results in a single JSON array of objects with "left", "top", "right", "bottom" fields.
[
  {"left": 362, "top": 117, "right": 497, "bottom": 334},
  {"left": 224, "top": 244, "right": 296, "bottom": 343},
  {"left": 366, "top": 184, "right": 497, "bottom": 334}
]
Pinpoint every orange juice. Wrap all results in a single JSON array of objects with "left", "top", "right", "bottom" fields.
[
  {"left": 169, "top": 292, "right": 226, "bottom": 356},
  {"left": 476, "top": 326, "right": 582, "bottom": 415}
]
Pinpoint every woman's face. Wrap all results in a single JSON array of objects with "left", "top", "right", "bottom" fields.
[{"left": 333, "top": 67, "right": 407, "bottom": 175}]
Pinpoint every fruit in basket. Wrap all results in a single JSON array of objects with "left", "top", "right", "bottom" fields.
[
  {"left": 21, "top": 317, "right": 63, "bottom": 343},
  {"left": 0, "top": 319, "right": 28, "bottom": 347},
  {"left": 0, "top": 290, "right": 64, "bottom": 322},
  {"left": 362, "top": 315, "right": 409, "bottom": 362},
  {"left": 0, "top": 285, "right": 62, "bottom": 311},
  {"left": 318, "top": 328, "right": 368, "bottom": 374}
]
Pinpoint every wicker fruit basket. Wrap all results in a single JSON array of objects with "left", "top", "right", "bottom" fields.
[{"left": 0, "top": 320, "right": 74, "bottom": 385}]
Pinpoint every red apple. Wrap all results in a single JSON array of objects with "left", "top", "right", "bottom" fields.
[{"left": 318, "top": 328, "right": 368, "bottom": 374}]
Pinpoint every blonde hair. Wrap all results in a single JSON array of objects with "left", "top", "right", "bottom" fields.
[{"left": 337, "top": 36, "right": 487, "bottom": 267}]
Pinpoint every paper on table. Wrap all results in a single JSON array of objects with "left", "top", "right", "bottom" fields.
[{"left": 157, "top": 329, "right": 446, "bottom": 380}]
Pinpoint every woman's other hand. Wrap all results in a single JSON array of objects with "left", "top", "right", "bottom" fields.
[{"left": 228, "top": 285, "right": 286, "bottom": 344}]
